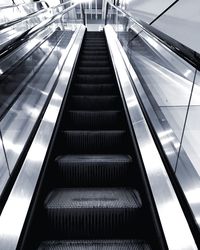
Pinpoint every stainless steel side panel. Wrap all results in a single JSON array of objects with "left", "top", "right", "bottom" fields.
[
  {"left": 105, "top": 24, "right": 197, "bottom": 250},
  {"left": 0, "top": 24, "right": 85, "bottom": 250}
]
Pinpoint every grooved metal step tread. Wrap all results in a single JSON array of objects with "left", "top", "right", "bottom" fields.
[
  {"left": 82, "top": 46, "right": 107, "bottom": 50},
  {"left": 56, "top": 154, "right": 132, "bottom": 163},
  {"left": 82, "top": 50, "right": 108, "bottom": 55},
  {"left": 65, "top": 110, "right": 124, "bottom": 130},
  {"left": 77, "top": 67, "right": 112, "bottom": 74},
  {"left": 72, "top": 84, "right": 117, "bottom": 95},
  {"left": 83, "top": 43, "right": 106, "bottom": 46},
  {"left": 55, "top": 154, "right": 134, "bottom": 186},
  {"left": 61, "top": 130, "right": 128, "bottom": 153},
  {"left": 44, "top": 188, "right": 142, "bottom": 238},
  {"left": 38, "top": 240, "right": 151, "bottom": 249},
  {"left": 80, "top": 55, "right": 109, "bottom": 61},
  {"left": 69, "top": 95, "right": 121, "bottom": 110},
  {"left": 77, "top": 74, "right": 114, "bottom": 84},
  {"left": 79, "top": 61, "right": 109, "bottom": 67}
]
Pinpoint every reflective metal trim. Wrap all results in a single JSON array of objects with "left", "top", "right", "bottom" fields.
[
  {"left": 0, "top": 133, "right": 9, "bottom": 196},
  {"left": 0, "top": 30, "right": 70, "bottom": 173},
  {"left": 105, "top": 24, "right": 197, "bottom": 250},
  {"left": 0, "top": 24, "right": 85, "bottom": 250},
  {"left": 0, "top": 26, "right": 53, "bottom": 77}
]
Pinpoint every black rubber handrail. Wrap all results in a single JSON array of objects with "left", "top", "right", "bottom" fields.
[
  {"left": 105, "top": 0, "right": 200, "bottom": 71},
  {"left": 0, "top": 1, "right": 84, "bottom": 59}
]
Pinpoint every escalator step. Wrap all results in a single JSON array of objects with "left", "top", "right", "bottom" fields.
[
  {"left": 82, "top": 46, "right": 107, "bottom": 51},
  {"left": 44, "top": 188, "right": 142, "bottom": 238},
  {"left": 82, "top": 50, "right": 108, "bottom": 55},
  {"left": 85, "top": 32, "right": 104, "bottom": 35},
  {"left": 38, "top": 240, "right": 151, "bottom": 249},
  {"left": 83, "top": 42, "right": 106, "bottom": 46},
  {"left": 72, "top": 84, "right": 117, "bottom": 95},
  {"left": 61, "top": 130, "right": 128, "bottom": 153},
  {"left": 69, "top": 96, "right": 121, "bottom": 110},
  {"left": 55, "top": 154, "right": 134, "bottom": 186},
  {"left": 84, "top": 40, "right": 106, "bottom": 44},
  {"left": 80, "top": 55, "right": 109, "bottom": 61},
  {"left": 84, "top": 35, "right": 105, "bottom": 41},
  {"left": 82, "top": 41, "right": 108, "bottom": 47},
  {"left": 77, "top": 67, "right": 112, "bottom": 74},
  {"left": 65, "top": 111, "right": 124, "bottom": 130},
  {"left": 79, "top": 60, "right": 109, "bottom": 67},
  {"left": 85, "top": 36, "right": 104, "bottom": 38},
  {"left": 77, "top": 74, "right": 113, "bottom": 83},
  {"left": 85, "top": 33, "right": 104, "bottom": 35}
]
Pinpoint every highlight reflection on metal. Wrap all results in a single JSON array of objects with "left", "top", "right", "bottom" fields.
[
  {"left": 0, "top": 0, "right": 84, "bottom": 197},
  {"left": 0, "top": 1, "right": 49, "bottom": 25},
  {"left": 0, "top": 134, "right": 9, "bottom": 195},
  {"left": 0, "top": 27, "right": 52, "bottom": 77},
  {"left": 0, "top": 9, "right": 52, "bottom": 52},
  {"left": 0, "top": 30, "right": 73, "bottom": 173},
  {"left": 105, "top": 24, "right": 197, "bottom": 250},
  {"left": 0, "top": 24, "right": 86, "bottom": 250}
]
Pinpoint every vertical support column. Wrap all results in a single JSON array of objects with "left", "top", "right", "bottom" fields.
[{"left": 95, "top": 0, "right": 97, "bottom": 20}]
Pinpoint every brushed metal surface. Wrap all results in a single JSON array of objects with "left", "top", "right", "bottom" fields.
[
  {"left": 105, "top": 24, "right": 197, "bottom": 250},
  {"left": 0, "top": 24, "right": 85, "bottom": 250}
]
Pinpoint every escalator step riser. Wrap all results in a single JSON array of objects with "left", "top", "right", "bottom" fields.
[
  {"left": 77, "top": 74, "right": 113, "bottom": 84},
  {"left": 77, "top": 67, "right": 112, "bottom": 74},
  {"left": 64, "top": 111, "right": 125, "bottom": 130},
  {"left": 69, "top": 96, "right": 121, "bottom": 110},
  {"left": 85, "top": 33, "right": 104, "bottom": 35},
  {"left": 38, "top": 240, "right": 152, "bottom": 250},
  {"left": 78, "top": 61, "right": 110, "bottom": 67},
  {"left": 61, "top": 130, "right": 128, "bottom": 153},
  {"left": 84, "top": 40, "right": 106, "bottom": 44},
  {"left": 83, "top": 43, "right": 107, "bottom": 46},
  {"left": 85, "top": 37, "right": 105, "bottom": 40},
  {"left": 82, "top": 46, "right": 107, "bottom": 51},
  {"left": 44, "top": 188, "right": 143, "bottom": 238},
  {"left": 80, "top": 55, "right": 109, "bottom": 61},
  {"left": 82, "top": 51, "right": 108, "bottom": 56},
  {"left": 79, "top": 61, "right": 110, "bottom": 67},
  {"left": 72, "top": 84, "right": 117, "bottom": 95},
  {"left": 83, "top": 44, "right": 107, "bottom": 48},
  {"left": 55, "top": 154, "right": 134, "bottom": 186}
]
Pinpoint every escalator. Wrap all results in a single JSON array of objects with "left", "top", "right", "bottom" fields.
[{"left": 23, "top": 31, "right": 163, "bottom": 250}]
